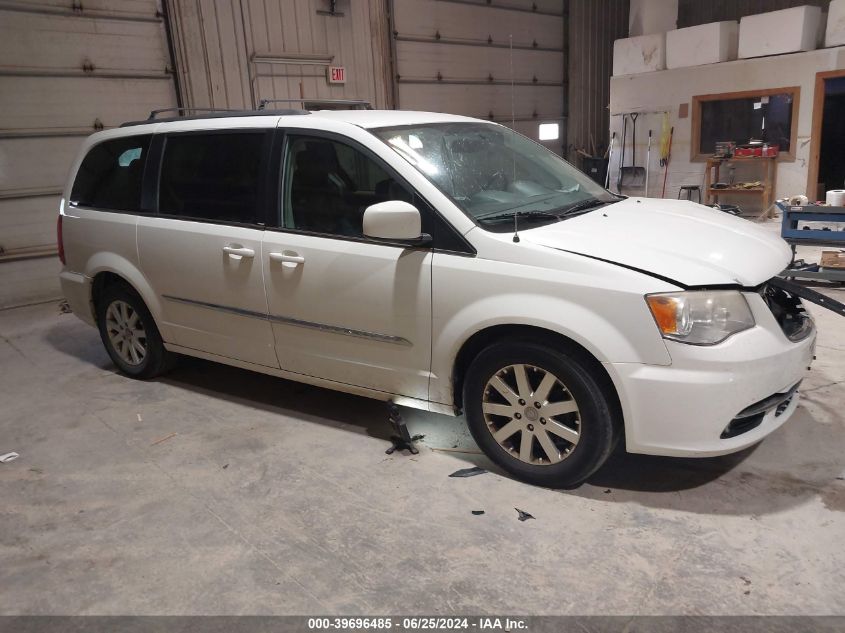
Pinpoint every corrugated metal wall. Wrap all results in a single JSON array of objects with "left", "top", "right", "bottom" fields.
[
  {"left": 677, "top": 0, "right": 828, "bottom": 28},
  {"left": 0, "top": 0, "right": 178, "bottom": 258},
  {"left": 391, "top": 0, "right": 567, "bottom": 155},
  {"left": 166, "top": 0, "right": 392, "bottom": 110},
  {"left": 566, "top": 0, "right": 630, "bottom": 160}
]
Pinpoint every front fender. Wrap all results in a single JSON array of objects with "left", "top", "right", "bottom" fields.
[{"left": 429, "top": 252, "right": 673, "bottom": 407}]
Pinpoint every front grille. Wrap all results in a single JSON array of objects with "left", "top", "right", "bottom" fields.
[{"left": 759, "top": 280, "right": 813, "bottom": 341}]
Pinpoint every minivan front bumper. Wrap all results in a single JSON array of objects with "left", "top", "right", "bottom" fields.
[{"left": 606, "top": 292, "right": 815, "bottom": 457}]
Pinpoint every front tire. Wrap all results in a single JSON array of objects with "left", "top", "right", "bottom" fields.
[
  {"left": 463, "top": 341, "right": 619, "bottom": 488},
  {"left": 96, "top": 284, "right": 175, "bottom": 379}
]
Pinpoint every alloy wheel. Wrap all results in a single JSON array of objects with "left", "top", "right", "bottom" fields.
[
  {"left": 105, "top": 300, "right": 147, "bottom": 366},
  {"left": 481, "top": 363, "right": 581, "bottom": 465}
]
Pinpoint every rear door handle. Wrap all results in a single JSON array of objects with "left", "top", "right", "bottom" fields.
[
  {"left": 269, "top": 252, "right": 305, "bottom": 265},
  {"left": 223, "top": 245, "right": 255, "bottom": 259}
]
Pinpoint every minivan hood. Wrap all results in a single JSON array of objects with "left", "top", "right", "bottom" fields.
[{"left": 519, "top": 198, "right": 791, "bottom": 287}]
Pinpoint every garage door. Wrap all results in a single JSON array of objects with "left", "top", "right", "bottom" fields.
[
  {"left": 0, "top": 0, "right": 178, "bottom": 259},
  {"left": 392, "top": 0, "right": 565, "bottom": 154}
]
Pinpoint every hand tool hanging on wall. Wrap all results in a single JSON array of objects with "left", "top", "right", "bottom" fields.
[
  {"left": 617, "top": 115, "right": 628, "bottom": 191},
  {"left": 661, "top": 126, "right": 674, "bottom": 198},
  {"left": 659, "top": 112, "right": 671, "bottom": 166},
  {"left": 605, "top": 132, "right": 616, "bottom": 190},
  {"left": 644, "top": 129, "right": 652, "bottom": 197},
  {"left": 619, "top": 113, "right": 645, "bottom": 189}
]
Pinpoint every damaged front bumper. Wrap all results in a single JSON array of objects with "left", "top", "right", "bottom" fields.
[{"left": 605, "top": 289, "right": 816, "bottom": 458}]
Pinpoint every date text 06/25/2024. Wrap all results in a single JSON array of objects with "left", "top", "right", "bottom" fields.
[{"left": 306, "top": 617, "right": 528, "bottom": 630}]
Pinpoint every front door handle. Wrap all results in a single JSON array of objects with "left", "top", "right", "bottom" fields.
[
  {"left": 269, "top": 252, "right": 305, "bottom": 265},
  {"left": 223, "top": 245, "right": 255, "bottom": 259}
]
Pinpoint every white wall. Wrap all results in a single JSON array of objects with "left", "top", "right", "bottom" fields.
[
  {"left": 609, "top": 46, "right": 845, "bottom": 208},
  {"left": 629, "top": 0, "right": 678, "bottom": 36}
]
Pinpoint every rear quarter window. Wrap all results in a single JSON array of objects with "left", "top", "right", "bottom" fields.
[
  {"left": 158, "top": 132, "right": 265, "bottom": 224},
  {"left": 70, "top": 135, "right": 151, "bottom": 211}
]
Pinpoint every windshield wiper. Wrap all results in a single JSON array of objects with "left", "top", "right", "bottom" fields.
[
  {"left": 556, "top": 198, "right": 611, "bottom": 216},
  {"left": 477, "top": 210, "right": 560, "bottom": 224}
]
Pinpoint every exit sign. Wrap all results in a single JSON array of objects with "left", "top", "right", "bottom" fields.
[{"left": 327, "top": 66, "right": 346, "bottom": 84}]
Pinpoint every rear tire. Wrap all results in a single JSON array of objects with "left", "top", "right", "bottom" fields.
[
  {"left": 96, "top": 283, "right": 175, "bottom": 379},
  {"left": 463, "top": 341, "right": 619, "bottom": 488}
]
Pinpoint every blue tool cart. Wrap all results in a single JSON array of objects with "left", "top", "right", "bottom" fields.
[{"left": 779, "top": 203, "right": 845, "bottom": 282}]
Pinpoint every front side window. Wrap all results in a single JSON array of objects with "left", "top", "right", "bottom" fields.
[
  {"left": 159, "top": 132, "right": 264, "bottom": 224},
  {"left": 372, "top": 123, "right": 617, "bottom": 231},
  {"left": 70, "top": 135, "right": 151, "bottom": 211},
  {"left": 283, "top": 135, "right": 412, "bottom": 237}
]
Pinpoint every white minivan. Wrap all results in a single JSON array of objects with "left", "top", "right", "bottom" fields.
[{"left": 58, "top": 108, "right": 815, "bottom": 487}]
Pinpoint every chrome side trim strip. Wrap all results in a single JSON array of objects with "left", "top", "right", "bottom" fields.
[
  {"left": 269, "top": 314, "right": 412, "bottom": 346},
  {"left": 162, "top": 295, "right": 412, "bottom": 346},
  {"left": 162, "top": 295, "right": 266, "bottom": 320}
]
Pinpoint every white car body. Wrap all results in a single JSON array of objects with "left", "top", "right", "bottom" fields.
[{"left": 59, "top": 110, "right": 815, "bottom": 459}]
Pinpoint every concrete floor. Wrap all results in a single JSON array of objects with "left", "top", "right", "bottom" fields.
[{"left": 0, "top": 286, "right": 844, "bottom": 615}]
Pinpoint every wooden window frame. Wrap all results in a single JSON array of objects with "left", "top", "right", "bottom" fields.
[
  {"left": 806, "top": 69, "right": 845, "bottom": 199},
  {"left": 690, "top": 86, "right": 801, "bottom": 162}
]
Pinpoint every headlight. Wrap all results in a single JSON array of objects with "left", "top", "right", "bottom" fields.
[{"left": 645, "top": 290, "right": 754, "bottom": 345}]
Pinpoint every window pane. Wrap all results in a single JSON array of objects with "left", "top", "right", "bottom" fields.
[
  {"left": 70, "top": 135, "right": 151, "bottom": 211},
  {"left": 159, "top": 133, "right": 264, "bottom": 223},
  {"left": 283, "top": 136, "right": 412, "bottom": 237},
  {"left": 699, "top": 92, "right": 794, "bottom": 154}
]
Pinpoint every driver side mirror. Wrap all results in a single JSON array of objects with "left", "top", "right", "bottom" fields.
[{"left": 363, "top": 200, "right": 431, "bottom": 246}]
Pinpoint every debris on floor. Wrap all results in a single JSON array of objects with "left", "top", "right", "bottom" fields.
[
  {"left": 385, "top": 402, "right": 424, "bottom": 455},
  {"left": 58, "top": 300, "right": 71, "bottom": 314},
  {"left": 471, "top": 510, "right": 485, "bottom": 516},
  {"left": 136, "top": 413, "right": 143, "bottom": 422},
  {"left": 515, "top": 508, "right": 535, "bottom": 522},
  {"left": 449, "top": 466, "right": 487, "bottom": 478},
  {"left": 0, "top": 452, "right": 20, "bottom": 463},
  {"left": 431, "top": 446, "right": 484, "bottom": 455},
  {"left": 222, "top": 463, "right": 229, "bottom": 469},
  {"left": 150, "top": 432, "right": 177, "bottom": 446}
]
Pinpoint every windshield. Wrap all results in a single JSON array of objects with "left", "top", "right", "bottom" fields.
[{"left": 372, "top": 122, "right": 617, "bottom": 228}]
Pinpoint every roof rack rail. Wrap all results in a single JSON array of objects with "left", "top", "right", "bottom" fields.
[
  {"left": 147, "top": 107, "right": 239, "bottom": 120},
  {"left": 258, "top": 98, "right": 373, "bottom": 110},
  {"left": 119, "top": 107, "right": 310, "bottom": 127}
]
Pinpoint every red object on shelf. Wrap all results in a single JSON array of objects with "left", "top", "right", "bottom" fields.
[
  {"left": 734, "top": 147, "right": 763, "bottom": 158},
  {"left": 733, "top": 144, "right": 779, "bottom": 158}
]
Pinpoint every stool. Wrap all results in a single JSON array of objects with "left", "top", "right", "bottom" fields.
[{"left": 678, "top": 185, "right": 701, "bottom": 202}]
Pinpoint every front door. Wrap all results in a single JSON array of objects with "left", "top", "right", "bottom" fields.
[
  {"left": 137, "top": 129, "right": 278, "bottom": 368},
  {"left": 261, "top": 133, "right": 432, "bottom": 400}
]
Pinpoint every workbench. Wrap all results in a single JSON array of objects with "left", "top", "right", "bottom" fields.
[
  {"left": 704, "top": 156, "right": 777, "bottom": 215},
  {"left": 780, "top": 204, "right": 845, "bottom": 282}
]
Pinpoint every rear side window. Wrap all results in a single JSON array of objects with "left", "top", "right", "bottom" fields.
[
  {"left": 70, "top": 135, "right": 151, "bottom": 211},
  {"left": 158, "top": 132, "right": 264, "bottom": 224}
]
